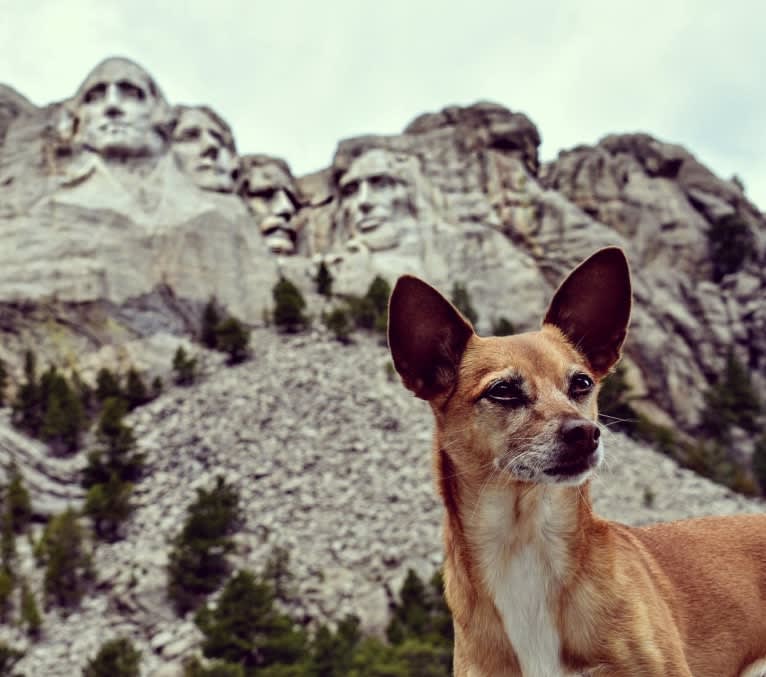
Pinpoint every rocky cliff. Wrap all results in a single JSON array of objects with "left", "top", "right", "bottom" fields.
[{"left": 0, "top": 57, "right": 764, "bottom": 674}]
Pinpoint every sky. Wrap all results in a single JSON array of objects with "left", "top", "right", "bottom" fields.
[{"left": 1, "top": 0, "right": 764, "bottom": 210}]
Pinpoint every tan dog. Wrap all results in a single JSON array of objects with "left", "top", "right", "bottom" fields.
[{"left": 388, "top": 247, "right": 766, "bottom": 676}]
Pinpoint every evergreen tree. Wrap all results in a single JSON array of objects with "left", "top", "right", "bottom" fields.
[
  {"left": 0, "top": 569, "right": 12, "bottom": 622},
  {"left": 309, "top": 615, "right": 361, "bottom": 677},
  {"left": 125, "top": 368, "right": 149, "bottom": 411},
  {"left": 215, "top": 317, "right": 251, "bottom": 365},
  {"left": 83, "top": 637, "right": 141, "bottom": 677},
  {"left": 151, "top": 375, "right": 163, "bottom": 398},
  {"left": 42, "top": 509, "right": 91, "bottom": 608},
  {"left": 450, "top": 282, "right": 478, "bottom": 326},
  {"left": 0, "top": 359, "right": 7, "bottom": 408},
  {"left": 708, "top": 213, "right": 754, "bottom": 282},
  {"left": 195, "top": 569, "right": 307, "bottom": 670},
  {"left": 201, "top": 298, "right": 223, "bottom": 349},
  {"left": 323, "top": 307, "right": 352, "bottom": 344},
  {"left": 752, "top": 435, "right": 766, "bottom": 495},
  {"left": 273, "top": 277, "right": 309, "bottom": 333},
  {"left": 173, "top": 346, "right": 197, "bottom": 386},
  {"left": 183, "top": 657, "right": 245, "bottom": 676},
  {"left": 12, "top": 350, "right": 41, "bottom": 434},
  {"left": 19, "top": 579, "right": 42, "bottom": 637},
  {"left": 71, "top": 370, "right": 95, "bottom": 416},
  {"left": 168, "top": 477, "right": 242, "bottom": 614},
  {"left": 5, "top": 464, "right": 32, "bottom": 534},
  {"left": 365, "top": 276, "right": 391, "bottom": 334},
  {"left": 702, "top": 350, "right": 762, "bottom": 441},
  {"left": 491, "top": 317, "right": 516, "bottom": 336},
  {"left": 96, "top": 368, "right": 123, "bottom": 403},
  {"left": 40, "top": 368, "right": 85, "bottom": 454},
  {"left": 315, "top": 261, "right": 334, "bottom": 297},
  {"left": 84, "top": 475, "right": 134, "bottom": 542}
]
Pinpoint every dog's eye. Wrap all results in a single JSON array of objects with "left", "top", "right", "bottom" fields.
[
  {"left": 569, "top": 373, "right": 594, "bottom": 399},
  {"left": 484, "top": 380, "right": 526, "bottom": 405}
]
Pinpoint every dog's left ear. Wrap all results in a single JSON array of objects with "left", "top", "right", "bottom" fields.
[{"left": 544, "top": 247, "right": 632, "bottom": 377}]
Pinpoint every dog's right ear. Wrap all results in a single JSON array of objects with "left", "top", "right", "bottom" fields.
[{"left": 388, "top": 276, "right": 474, "bottom": 401}]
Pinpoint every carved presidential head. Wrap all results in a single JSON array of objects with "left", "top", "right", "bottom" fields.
[
  {"left": 239, "top": 155, "right": 301, "bottom": 255},
  {"left": 71, "top": 57, "right": 170, "bottom": 158},
  {"left": 171, "top": 106, "right": 238, "bottom": 193},
  {"left": 336, "top": 148, "right": 418, "bottom": 252}
]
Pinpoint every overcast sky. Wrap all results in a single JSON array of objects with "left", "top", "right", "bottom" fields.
[{"left": 1, "top": 0, "right": 764, "bottom": 210}]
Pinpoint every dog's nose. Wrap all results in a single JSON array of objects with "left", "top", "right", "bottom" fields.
[{"left": 560, "top": 419, "right": 600, "bottom": 456}]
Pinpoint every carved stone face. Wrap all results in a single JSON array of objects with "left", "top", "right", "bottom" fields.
[
  {"left": 338, "top": 149, "right": 415, "bottom": 251},
  {"left": 242, "top": 161, "right": 300, "bottom": 255},
  {"left": 172, "top": 107, "right": 238, "bottom": 192},
  {"left": 73, "top": 57, "right": 168, "bottom": 158}
]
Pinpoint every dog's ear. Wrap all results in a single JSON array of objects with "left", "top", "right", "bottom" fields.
[
  {"left": 544, "top": 247, "right": 632, "bottom": 377},
  {"left": 388, "top": 276, "right": 474, "bottom": 400}
]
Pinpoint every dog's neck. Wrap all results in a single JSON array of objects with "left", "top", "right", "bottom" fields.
[{"left": 438, "top": 446, "right": 597, "bottom": 676}]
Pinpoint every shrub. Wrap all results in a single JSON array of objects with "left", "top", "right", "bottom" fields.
[
  {"left": 201, "top": 298, "right": 223, "bottom": 350},
  {"left": 753, "top": 435, "right": 766, "bottom": 495},
  {"left": 273, "top": 277, "right": 309, "bottom": 333},
  {"left": 184, "top": 657, "right": 245, "bottom": 676},
  {"left": 214, "top": 317, "right": 251, "bottom": 365},
  {"left": 84, "top": 475, "right": 134, "bottom": 541},
  {"left": 708, "top": 213, "right": 754, "bottom": 282},
  {"left": 41, "top": 509, "right": 91, "bottom": 609},
  {"left": 450, "top": 283, "right": 478, "bottom": 326},
  {"left": 4, "top": 464, "right": 32, "bottom": 534},
  {"left": 124, "top": 368, "right": 149, "bottom": 411},
  {"left": 39, "top": 367, "right": 85, "bottom": 454},
  {"left": 195, "top": 569, "right": 306, "bottom": 671},
  {"left": 0, "top": 359, "right": 7, "bottom": 407},
  {"left": 83, "top": 637, "right": 141, "bottom": 677},
  {"left": 12, "top": 350, "right": 42, "bottom": 434},
  {"left": 323, "top": 306, "right": 353, "bottom": 344},
  {"left": 491, "top": 317, "right": 516, "bottom": 336},
  {"left": 315, "top": 261, "right": 333, "bottom": 297},
  {"left": 168, "top": 477, "right": 242, "bottom": 614},
  {"left": 173, "top": 346, "right": 198, "bottom": 386},
  {"left": 0, "top": 569, "right": 13, "bottom": 622},
  {"left": 701, "top": 350, "right": 762, "bottom": 441},
  {"left": 95, "top": 368, "right": 123, "bottom": 403},
  {"left": 19, "top": 579, "right": 42, "bottom": 637}
]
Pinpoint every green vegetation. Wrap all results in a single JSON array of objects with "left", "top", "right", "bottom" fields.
[
  {"left": 491, "top": 317, "right": 516, "bottom": 336},
  {"left": 20, "top": 579, "right": 42, "bottom": 637},
  {"left": 315, "top": 261, "right": 333, "bottom": 297},
  {"left": 0, "top": 359, "right": 7, "bottom": 407},
  {"left": 167, "top": 477, "right": 242, "bottom": 614},
  {"left": 125, "top": 368, "right": 149, "bottom": 411},
  {"left": 173, "top": 346, "right": 198, "bottom": 386},
  {"left": 598, "top": 354, "right": 764, "bottom": 496},
  {"left": 0, "top": 642, "right": 23, "bottom": 676},
  {"left": 450, "top": 282, "right": 478, "bottom": 326},
  {"left": 708, "top": 212, "right": 754, "bottom": 282},
  {"left": 273, "top": 277, "right": 309, "bottom": 333},
  {"left": 188, "top": 561, "right": 453, "bottom": 676},
  {"left": 83, "top": 637, "right": 141, "bottom": 677},
  {"left": 200, "top": 298, "right": 251, "bottom": 364},
  {"left": 40, "top": 508, "right": 91, "bottom": 609},
  {"left": 322, "top": 306, "right": 352, "bottom": 344}
]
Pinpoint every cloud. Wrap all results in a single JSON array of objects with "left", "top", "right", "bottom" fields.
[{"left": 1, "top": 0, "right": 764, "bottom": 208}]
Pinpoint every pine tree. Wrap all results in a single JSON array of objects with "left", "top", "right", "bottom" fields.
[
  {"left": 195, "top": 569, "right": 307, "bottom": 670},
  {"left": 201, "top": 298, "right": 222, "bottom": 350},
  {"left": 167, "top": 477, "right": 242, "bottom": 614},
  {"left": 173, "top": 346, "right": 197, "bottom": 386},
  {"left": 12, "top": 350, "right": 41, "bottom": 434},
  {"left": 125, "top": 368, "right": 149, "bottom": 411},
  {"left": 40, "top": 368, "right": 85, "bottom": 454},
  {"left": 315, "top": 261, "right": 334, "bottom": 297},
  {"left": 273, "top": 277, "right": 309, "bottom": 333},
  {"left": 323, "top": 307, "right": 352, "bottom": 344},
  {"left": 0, "top": 359, "right": 7, "bottom": 408},
  {"left": 450, "top": 282, "right": 478, "bottom": 326},
  {"left": 84, "top": 475, "right": 134, "bottom": 541},
  {"left": 19, "top": 579, "right": 42, "bottom": 637},
  {"left": 5, "top": 464, "right": 32, "bottom": 534},
  {"left": 42, "top": 509, "right": 91, "bottom": 608},
  {"left": 753, "top": 435, "right": 766, "bottom": 495},
  {"left": 96, "top": 367, "right": 123, "bottom": 403},
  {"left": 83, "top": 637, "right": 141, "bottom": 677},
  {"left": 214, "top": 317, "right": 251, "bottom": 365}
]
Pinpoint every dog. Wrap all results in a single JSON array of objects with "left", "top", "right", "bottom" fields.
[{"left": 387, "top": 247, "right": 766, "bottom": 676}]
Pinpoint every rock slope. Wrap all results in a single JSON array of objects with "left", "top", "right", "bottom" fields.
[{"left": 1, "top": 329, "right": 762, "bottom": 676}]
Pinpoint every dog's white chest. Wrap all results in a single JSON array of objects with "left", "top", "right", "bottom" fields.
[{"left": 477, "top": 494, "right": 572, "bottom": 677}]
